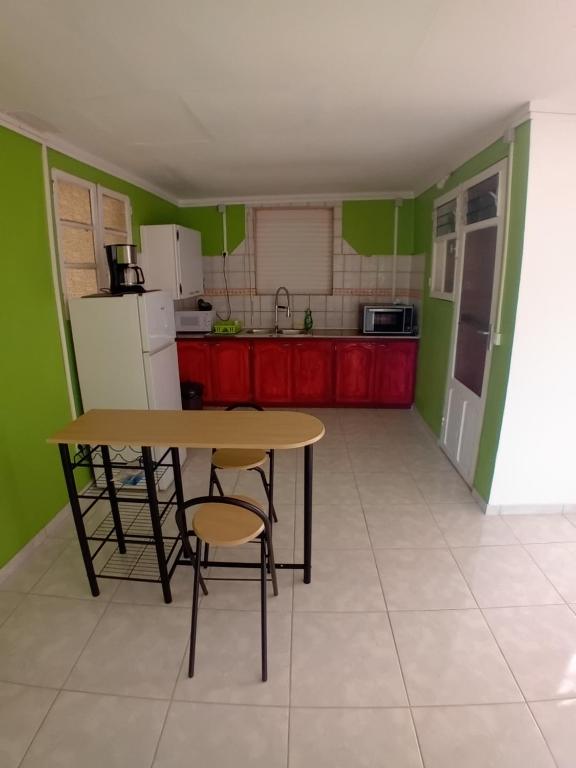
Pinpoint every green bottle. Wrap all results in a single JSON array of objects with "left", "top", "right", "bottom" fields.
[{"left": 304, "top": 308, "right": 313, "bottom": 333}]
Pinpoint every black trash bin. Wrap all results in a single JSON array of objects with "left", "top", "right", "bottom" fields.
[{"left": 180, "top": 381, "right": 204, "bottom": 410}]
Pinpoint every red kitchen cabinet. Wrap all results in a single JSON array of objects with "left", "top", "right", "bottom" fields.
[
  {"left": 209, "top": 340, "right": 251, "bottom": 403},
  {"left": 176, "top": 340, "right": 212, "bottom": 401},
  {"left": 178, "top": 336, "right": 417, "bottom": 409},
  {"left": 334, "top": 342, "right": 375, "bottom": 404},
  {"left": 253, "top": 341, "right": 293, "bottom": 404},
  {"left": 292, "top": 341, "right": 333, "bottom": 404},
  {"left": 372, "top": 341, "right": 418, "bottom": 405}
]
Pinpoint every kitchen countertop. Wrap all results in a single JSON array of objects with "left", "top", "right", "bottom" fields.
[{"left": 177, "top": 329, "right": 420, "bottom": 340}]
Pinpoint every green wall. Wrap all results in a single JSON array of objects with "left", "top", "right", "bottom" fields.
[
  {"left": 0, "top": 130, "right": 183, "bottom": 569},
  {"left": 474, "top": 123, "right": 530, "bottom": 499},
  {"left": 414, "top": 122, "right": 530, "bottom": 500},
  {"left": 342, "top": 199, "right": 414, "bottom": 255},
  {"left": 0, "top": 127, "right": 73, "bottom": 567},
  {"left": 178, "top": 204, "right": 245, "bottom": 255},
  {"left": 179, "top": 199, "right": 414, "bottom": 259}
]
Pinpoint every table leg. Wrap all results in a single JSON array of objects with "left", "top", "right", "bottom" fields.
[
  {"left": 303, "top": 444, "right": 313, "bottom": 584},
  {"left": 142, "top": 446, "right": 172, "bottom": 604},
  {"left": 171, "top": 448, "right": 208, "bottom": 596},
  {"left": 100, "top": 445, "right": 126, "bottom": 554},
  {"left": 58, "top": 443, "right": 99, "bottom": 597}
]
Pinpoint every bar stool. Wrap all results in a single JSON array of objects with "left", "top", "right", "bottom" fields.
[
  {"left": 176, "top": 494, "right": 278, "bottom": 682},
  {"left": 205, "top": 403, "right": 277, "bottom": 567},
  {"left": 209, "top": 404, "right": 277, "bottom": 522}
]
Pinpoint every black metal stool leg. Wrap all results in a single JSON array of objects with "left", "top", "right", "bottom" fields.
[
  {"left": 204, "top": 467, "right": 222, "bottom": 567},
  {"left": 266, "top": 531, "right": 279, "bottom": 597},
  {"left": 260, "top": 536, "right": 268, "bottom": 682},
  {"left": 254, "top": 466, "right": 278, "bottom": 524},
  {"left": 188, "top": 536, "right": 202, "bottom": 678},
  {"left": 214, "top": 472, "right": 225, "bottom": 496},
  {"left": 176, "top": 521, "right": 208, "bottom": 597},
  {"left": 268, "top": 450, "right": 278, "bottom": 523}
]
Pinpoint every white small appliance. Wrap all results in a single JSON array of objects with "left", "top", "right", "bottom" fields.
[
  {"left": 175, "top": 310, "right": 215, "bottom": 333},
  {"left": 69, "top": 290, "right": 185, "bottom": 489}
]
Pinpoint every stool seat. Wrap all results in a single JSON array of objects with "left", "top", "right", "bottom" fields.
[
  {"left": 211, "top": 448, "right": 267, "bottom": 470},
  {"left": 193, "top": 495, "right": 265, "bottom": 547}
]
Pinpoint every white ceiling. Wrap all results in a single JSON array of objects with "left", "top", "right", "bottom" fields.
[{"left": 1, "top": 0, "right": 575, "bottom": 202}]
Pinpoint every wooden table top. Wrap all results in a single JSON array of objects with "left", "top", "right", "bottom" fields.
[{"left": 47, "top": 409, "right": 325, "bottom": 450}]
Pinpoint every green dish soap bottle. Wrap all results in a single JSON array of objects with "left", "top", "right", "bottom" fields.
[{"left": 304, "top": 308, "right": 313, "bottom": 333}]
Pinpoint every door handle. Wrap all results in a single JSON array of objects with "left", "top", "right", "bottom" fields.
[{"left": 476, "top": 330, "right": 490, "bottom": 336}]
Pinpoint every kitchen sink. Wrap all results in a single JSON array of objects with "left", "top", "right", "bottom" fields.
[{"left": 241, "top": 328, "right": 308, "bottom": 336}]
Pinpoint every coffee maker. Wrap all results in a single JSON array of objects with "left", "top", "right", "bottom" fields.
[{"left": 105, "top": 244, "right": 146, "bottom": 294}]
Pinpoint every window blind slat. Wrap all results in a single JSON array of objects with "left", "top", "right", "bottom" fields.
[{"left": 255, "top": 208, "right": 333, "bottom": 294}]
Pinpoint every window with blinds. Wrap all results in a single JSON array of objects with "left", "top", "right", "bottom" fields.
[
  {"left": 255, "top": 207, "right": 333, "bottom": 294},
  {"left": 466, "top": 173, "right": 499, "bottom": 224},
  {"left": 54, "top": 178, "right": 99, "bottom": 300},
  {"left": 53, "top": 173, "right": 132, "bottom": 302},
  {"left": 431, "top": 196, "right": 458, "bottom": 301},
  {"left": 100, "top": 190, "right": 131, "bottom": 246}
]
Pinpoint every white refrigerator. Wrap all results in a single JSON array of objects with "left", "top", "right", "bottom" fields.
[{"left": 69, "top": 291, "right": 185, "bottom": 489}]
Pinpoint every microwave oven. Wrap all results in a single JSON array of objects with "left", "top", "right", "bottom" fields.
[
  {"left": 175, "top": 310, "right": 215, "bottom": 333},
  {"left": 360, "top": 304, "right": 416, "bottom": 335}
]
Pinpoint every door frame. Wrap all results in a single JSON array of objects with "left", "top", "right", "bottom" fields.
[{"left": 440, "top": 158, "right": 509, "bottom": 482}]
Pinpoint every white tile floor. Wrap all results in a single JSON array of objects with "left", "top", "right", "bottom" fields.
[{"left": 1, "top": 408, "right": 576, "bottom": 766}]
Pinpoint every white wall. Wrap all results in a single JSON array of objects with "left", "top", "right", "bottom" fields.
[{"left": 489, "top": 113, "right": 576, "bottom": 507}]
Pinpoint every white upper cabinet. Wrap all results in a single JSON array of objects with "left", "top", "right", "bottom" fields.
[{"left": 140, "top": 224, "right": 203, "bottom": 299}]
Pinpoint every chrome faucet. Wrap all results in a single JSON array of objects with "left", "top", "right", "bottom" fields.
[{"left": 274, "top": 286, "right": 291, "bottom": 333}]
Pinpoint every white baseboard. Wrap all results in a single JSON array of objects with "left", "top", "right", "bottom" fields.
[
  {"left": 411, "top": 409, "right": 575, "bottom": 517},
  {"left": 0, "top": 483, "right": 90, "bottom": 585},
  {"left": 489, "top": 503, "right": 567, "bottom": 516}
]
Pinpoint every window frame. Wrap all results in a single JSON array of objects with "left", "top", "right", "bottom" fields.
[
  {"left": 98, "top": 185, "right": 133, "bottom": 248},
  {"left": 52, "top": 169, "right": 132, "bottom": 307},
  {"left": 253, "top": 205, "right": 334, "bottom": 295},
  {"left": 430, "top": 191, "right": 460, "bottom": 301}
]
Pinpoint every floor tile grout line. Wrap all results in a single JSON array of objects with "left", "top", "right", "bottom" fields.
[
  {"left": 447, "top": 547, "right": 530, "bottom": 707},
  {"left": 13, "top": 594, "right": 117, "bottom": 768},
  {"left": 341, "top": 413, "right": 427, "bottom": 768},
  {"left": 0, "top": 592, "right": 26, "bottom": 631},
  {"left": 518, "top": 540, "right": 572, "bottom": 606},
  {"left": 341, "top": 428, "right": 389, "bottom": 611},
  {"left": 1, "top": 538, "right": 69, "bottom": 597},
  {"left": 418, "top": 488, "right": 537, "bottom": 712},
  {"left": 59, "top": 597, "right": 115, "bottom": 692},
  {"left": 15, "top": 688, "right": 61, "bottom": 768},
  {"left": 524, "top": 700, "right": 562, "bottom": 768},
  {"left": 381, "top": 571, "right": 427, "bottom": 768},
  {"left": 149, "top": 616, "right": 192, "bottom": 767}
]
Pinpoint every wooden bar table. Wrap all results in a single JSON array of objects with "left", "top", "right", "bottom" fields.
[{"left": 48, "top": 409, "right": 325, "bottom": 603}]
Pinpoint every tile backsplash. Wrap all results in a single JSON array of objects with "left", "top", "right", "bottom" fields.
[{"left": 198, "top": 203, "right": 424, "bottom": 330}]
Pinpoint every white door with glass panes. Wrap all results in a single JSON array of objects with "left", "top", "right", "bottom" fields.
[{"left": 441, "top": 162, "right": 507, "bottom": 483}]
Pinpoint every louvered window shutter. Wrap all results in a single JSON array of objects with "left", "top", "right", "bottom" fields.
[{"left": 255, "top": 208, "right": 333, "bottom": 294}]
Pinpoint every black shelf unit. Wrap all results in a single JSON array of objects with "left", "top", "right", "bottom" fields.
[{"left": 62, "top": 444, "right": 185, "bottom": 602}]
